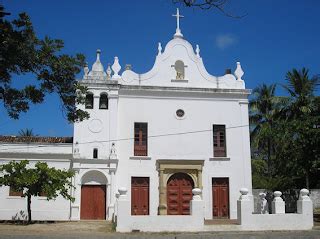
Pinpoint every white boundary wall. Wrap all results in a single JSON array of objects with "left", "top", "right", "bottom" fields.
[
  {"left": 237, "top": 188, "right": 313, "bottom": 231},
  {"left": 116, "top": 188, "right": 314, "bottom": 232},
  {"left": 116, "top": 188, "right": 204, "bottom": 232}
]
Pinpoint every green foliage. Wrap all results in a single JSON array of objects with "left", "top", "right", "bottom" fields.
[
  {"left": 0, "top": 160, "right": 75, "bottom": 223},
  {"left": 250, "top": 68, "right": 320, "bottom": 190},
  {"left": 0, "top": 5, "right": 89, "bottom": 122},
  {"left": 18, "top": 128, "right": 36, "bottom": 137}
]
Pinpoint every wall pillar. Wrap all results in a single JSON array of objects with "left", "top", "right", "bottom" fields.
[
  {"left": 70, "top": 170, "right": 81, "bottom": 220},
  {"left": 158, "top": 169, "right": 167, "bottom": 215}
]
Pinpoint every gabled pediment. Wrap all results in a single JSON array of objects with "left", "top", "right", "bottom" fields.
[{"left": 121, "top": 37, "right": 245, "bottom": 90}]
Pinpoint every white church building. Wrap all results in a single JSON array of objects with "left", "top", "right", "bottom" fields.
[{"left": 1, "top": 9, "right": 253, "bottom": 223}]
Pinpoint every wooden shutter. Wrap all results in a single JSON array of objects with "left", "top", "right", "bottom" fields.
[
  {"left": 134, "top": 123, "right": 148, "bottom": 156},
  {"left": 213, "top": 125, "right": 226, "bottom": 157},
  {"left": 9, "top": 187, "right": 23, "bottom": 197},
  {"left": 212, "top": 178, "right": 229, "bottom": 218}
]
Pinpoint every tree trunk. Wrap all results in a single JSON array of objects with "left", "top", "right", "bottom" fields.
[{"left": 27, "top": 195, "right": 32, "bottom": 224}]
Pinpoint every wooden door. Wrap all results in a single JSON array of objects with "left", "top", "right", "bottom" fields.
[
  {"left": 80, "top": 185, "right": 106, "bottom": 220},
  {"left": 131, "top": 177, "right": 149, "bottom": 215},
  {"left": 212, "top": 178, "right": 229, "bottom": 218},
  {"left": 167, "top": 173, "right": 194, "bottom": 215}
]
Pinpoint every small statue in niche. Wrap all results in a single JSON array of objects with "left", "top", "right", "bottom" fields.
[
  {"left": 109, "top": 142, "right": 117, "bottom": 159},
  {"left": 174, "top": 60, "right": 185, "bottom": 80}
]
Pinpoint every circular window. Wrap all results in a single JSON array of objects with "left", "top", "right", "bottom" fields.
[{"left": 176, "top": 109, "right": 185, "bottom": 118}]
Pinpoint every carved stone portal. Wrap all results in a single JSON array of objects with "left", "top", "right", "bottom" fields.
[{"left": 157, "top": 160, "right": 204, "bottom": 215}]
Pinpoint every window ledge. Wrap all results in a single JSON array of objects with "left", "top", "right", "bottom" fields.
[
  {"left": 171, "top": 79, "right": 188, "bottom": 83},
  {"left": 7, "top": 196, "right": 24, "bottom": 199},
  {"left": 209, "top": 157, "right": 230, "bottom": 161},
  {"left": 130, "top": 156, "right": 152, "bottom": 160}
]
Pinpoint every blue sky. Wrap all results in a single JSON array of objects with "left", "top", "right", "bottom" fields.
[{"left": 1, "top": 0, "right": 319, "bottom": 136}]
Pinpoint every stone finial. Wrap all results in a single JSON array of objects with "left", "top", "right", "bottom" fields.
[
  {"left": 118, "top": 187, "right": 127, "bottom": 200},
  {"left": 83, "top": 62, "right": 89, "bottom": 78},
  {"left": 88, "top": 49, "right": 106, "bottom": 78},
  {"left": 111, "top": 56, "right": 121, "bottom": 79},
  {"left": 196, "top": 44, "right": 200, "bottom": 57},
  {"left": 299, "top": 188, "right": 310, "bottom": 201},
  {"left": 273, "top": 191, "right": 283, "bottom": 201},
  {"left": 192, "top": 188, "right": 202, "bottom": 201},
  {"left": 239, "top": 188, "right": 250, "bottom": 200},
  {"left": 234, "top": 61, "right": 244, "bottom": 81},
  {"left": 106, "top": 64, "right": 112, "bottom": 79},
  {"left": 158, "top": 42, "right": 162, "bottom": 56}
]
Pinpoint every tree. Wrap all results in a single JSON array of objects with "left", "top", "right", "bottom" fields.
[
  {"left": 250, "top": 68, "right": 320, "bottom": 190},
  {"left": 172, "top": 0, "right": 246, "bottom": 18},
  {"left": 18, "top": 128, "right": 36, "bottom": 137},
  {"left": 0, "top": 160, "right": 74, "bottom": 223},
  {"left": 280, "top": 68, "right": 320, "bottom": 188},
  {"left": 249, "top": 84, "right": 286, "bottom": 177},
  {"left": 0, "top": 4, "right": 88, "bottom": 122}
]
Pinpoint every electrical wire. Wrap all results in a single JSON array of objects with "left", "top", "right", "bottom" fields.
[{"left": 0, "top": 124, "right": 249, "bottom": 151}]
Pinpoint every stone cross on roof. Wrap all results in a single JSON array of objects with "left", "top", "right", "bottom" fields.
[{"left": 173, "top": 8, "right": 184, "bottom": 38}]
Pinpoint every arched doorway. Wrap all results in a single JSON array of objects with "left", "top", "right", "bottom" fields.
[
  {"left": 80, "top": 170, "right": 107, "bottom": 220},
  {"left": 167, "top": 173, "right": 194, "bottom": 215}
]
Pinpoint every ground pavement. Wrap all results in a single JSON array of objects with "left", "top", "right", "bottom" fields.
[{"left": 0, "top": 221, "right": 319, "bottom": 239}]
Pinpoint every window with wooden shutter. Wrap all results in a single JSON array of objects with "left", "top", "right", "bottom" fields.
[
  {"left": 213, "top": 125, "right": 227, "bottom": 157},
  {"left": 9, "top": 187, "right": 23, "bottom": 197},
  {"left": 134, "top": 123, "right": 148, "bottom": 156}
]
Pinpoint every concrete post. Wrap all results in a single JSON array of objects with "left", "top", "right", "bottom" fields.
[
  {"left": 237, "top": 188, "right": 252, "bottom": 225},
  {"left": 272, "top": 191, "right": 285, "bottom": 214},
  {"left": 297, "top": 188, "right": 313, "bottom": 228},
  {"left": 190, "top": 188, "right": 204, "bottom": 229},
  {"left": 116, "top": 187, "right": 131, "bottom": 232}
]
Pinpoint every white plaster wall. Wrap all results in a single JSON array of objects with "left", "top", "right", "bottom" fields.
[
  {"left": 0, "top": 143, "right": 72, "bottom": 154},
  {"left": 0, "top": 159, "right": 71, "bottom": 221},
  {"left": 115, "top": 92, "right": 252, "bottom": 219},
  {"left": 73, "top": 89, "right": 118, "bottom": 160}
]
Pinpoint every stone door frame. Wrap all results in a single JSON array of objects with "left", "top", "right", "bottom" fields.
[{"left": 157, "top": 159, "right": 204, "bottom": 215}]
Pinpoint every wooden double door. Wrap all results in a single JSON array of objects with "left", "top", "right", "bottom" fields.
[
  {"left": 212, "top": 178, "right": 229, "bottom": 218},
  {"left": 80, "top": 185, "right": 106, "bottom": 220},
  {"left": 167, "top": 173, "right": 194, "bottom": 215}
]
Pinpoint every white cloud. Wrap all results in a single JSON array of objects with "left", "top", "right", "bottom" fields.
[{"left": 215, "top": 34, "right": 237, "bottom": 50}]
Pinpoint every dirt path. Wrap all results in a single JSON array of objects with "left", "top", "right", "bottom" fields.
[{"left": 0, "top": 221, "right": 113, "bottom": 236}]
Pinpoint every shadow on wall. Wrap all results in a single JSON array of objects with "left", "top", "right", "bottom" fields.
[{"left": 11, "top": 210, "right": 27, "bottom": 222}]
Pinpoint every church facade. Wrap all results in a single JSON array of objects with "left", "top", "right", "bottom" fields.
[{"left": 0, "top": 10, "right": 252, "bottom": 222}]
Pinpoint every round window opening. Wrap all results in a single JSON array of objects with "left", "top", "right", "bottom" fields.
[{"left": 176, "top": 109, "right": 185, "bottom": 118}]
